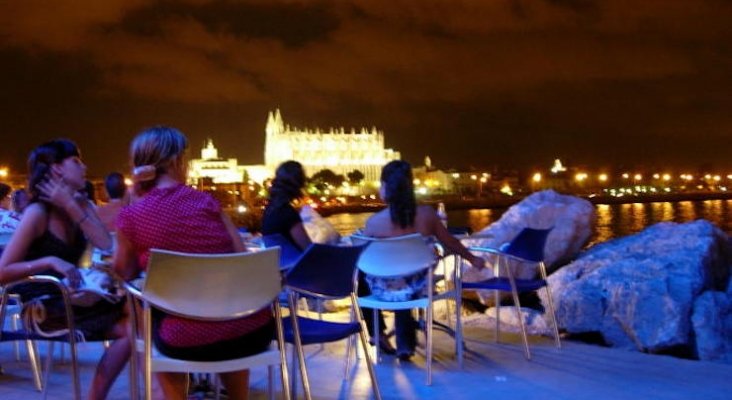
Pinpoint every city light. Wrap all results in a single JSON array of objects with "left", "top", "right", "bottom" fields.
[
  {"left": 622, "top": 173, "right": 629, "bottom": 179},
  {"left": 236, "top": 205, "right": 247, "bottom": 213},
  {"left": 653, "top": 173, "right": 660, "bottom": 179},
  {"left": 0, "top": 167, "right": 7, "bottom": 178},
  {"left": 532, "top": 172, "right": 542, "bottom": 183},
  {"left": 634, "top": 174, "right": 642, "bottom": 181},
  {"left": 575, "top": 172, "right": 588, "bottom": 182},
  {"left": 598, "top": 173, "right": 608, "bottom": 182},
  {"left": 662, "top": 174, "right": 671, "bottom": 181}
]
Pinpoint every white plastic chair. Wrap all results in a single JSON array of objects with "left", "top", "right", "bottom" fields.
[
  {"left": 354, "top": 233, "right": 464, "bottom": 385},
  {"left": 126, "top": 248, "right": 291, "bottom": 400}
]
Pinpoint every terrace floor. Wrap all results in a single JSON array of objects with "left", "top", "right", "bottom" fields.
[{"left": 1, "top": 318, "right": 730, "bottom": 400}]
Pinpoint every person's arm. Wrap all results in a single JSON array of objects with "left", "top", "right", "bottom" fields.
[
  {"left": 428, "top": 208, "right": 486, "bottom": 269},
  {"left": 289, "top": 222, "right": 312, "bottom": 251},
  {"left": 112, "top": 230, "right": 141, "bottom": 281},
  {"left": 0, "top": 204, "right": 82, "bottom": 286},
  {"left": 37, "top": 177, "right": 111, "bottom": 250},
  {"left": 221, "top": 212, "right": 246, "bottom": 252}
]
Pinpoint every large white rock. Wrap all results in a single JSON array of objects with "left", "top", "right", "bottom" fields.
[
  {"left": 466, "top": 189, "right": 595, "bottom": 271},
  {"left": 692, "top": 291, "right": 732, "bottom": 363},
  {"left": 461, "top": 190, "right": 595, "bottom": 302},
  {"left": 543, "top": 220, "right": 732, "bottom": 360}
]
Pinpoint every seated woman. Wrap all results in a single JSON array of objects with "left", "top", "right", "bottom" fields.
[
  {"left": 362, "top": 160, "right": 485, "bottom": 360},
  {"left": 113, "top": 126, "right": 273, "bottom": 400},
  {"left": 0, "top": 139, "right": 128, "bottom": 400},
  {"left": 261, "top": 160, "right": 312, "bottom": 251}
]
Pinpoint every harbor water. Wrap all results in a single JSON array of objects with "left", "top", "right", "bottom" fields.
[{"left": 326, "top": 199, "right": 732, "bottom": 245}]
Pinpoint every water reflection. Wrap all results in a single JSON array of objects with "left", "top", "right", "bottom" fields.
[{"left": 326, "top": 200, "right": 732, "bottom": 243}]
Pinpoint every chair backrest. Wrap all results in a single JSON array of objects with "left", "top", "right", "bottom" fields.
[
  {"left": 262, "top": 233, "right": 303, "bottom": 269},
  {"left": 285, "top": 243, "right": 367, "bottom": 298},
  {"left": 355, "top": 233, "right": 437, "bottom": 277},
  {"left": 143, "top": 248, "right": 281, "bottom": 320},
  {"left": 503, "top": 227, "right": 553, "bottom": 262}
]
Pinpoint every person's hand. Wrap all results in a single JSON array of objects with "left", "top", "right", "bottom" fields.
[
  {"left": 37, "top": 175, "right": 77, "bottom": 211},
  {"left": 48, "top": 257, "right": 82, "bottom": 289}
]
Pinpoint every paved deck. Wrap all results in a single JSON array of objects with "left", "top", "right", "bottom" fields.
[{"left": 1, "top": 322, "right": 730, "bottom": 399}]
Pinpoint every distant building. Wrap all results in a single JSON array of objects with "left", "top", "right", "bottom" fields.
[
  {"left": 188, "top": 139, "right": 270, "bottom": 184},
  {"left": 264, "top": 109, "right": 400, "bottom": 183},
  {"left": 188, "top": 139, "right": 247, "bottom": 184}
]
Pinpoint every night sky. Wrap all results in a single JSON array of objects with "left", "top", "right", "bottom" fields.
[{"left": 1, "top": 1, "right": 731, "bottom": 177}]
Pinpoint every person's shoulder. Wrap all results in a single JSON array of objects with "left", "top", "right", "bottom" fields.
[
  {"left": 22, "top": 203, "right": 47, "bottom": 220},
  {"left": 416, "top": 204, "right": 438, "bottom": 219},
  {"left": 363, "top": 209, "right": 388, "bottom": 231}
]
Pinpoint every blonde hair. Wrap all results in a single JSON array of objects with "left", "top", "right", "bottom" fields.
[{"left": 130, "top": 126, "right": 188, "bottom": 193}]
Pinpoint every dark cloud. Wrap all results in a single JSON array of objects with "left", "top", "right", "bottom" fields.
[{"left": 1, "top": 0, "right": 731, "bottom": 176}]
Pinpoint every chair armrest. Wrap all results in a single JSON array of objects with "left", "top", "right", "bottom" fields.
[
  {"left": 468, "top": 246, "right": 531, "bottom": 263},
  {"left": 2, "top": 275, "right": 70, "bottom": 297},
  {"left": 123, "top": 281, "right": 144, "bottom": 301}
]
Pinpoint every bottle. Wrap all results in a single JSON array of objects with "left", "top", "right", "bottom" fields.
[{"left": 437, "top": 202, "right": 448, "bottom": 228}]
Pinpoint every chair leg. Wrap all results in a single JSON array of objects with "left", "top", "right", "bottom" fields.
[
  {"left": 426, "top": 306, "right": 433, "bottom": 386},
  {"left": 455, "top": 293, "right": 464, "bottom": 369},
  {"left": 358, "top": 328, "right": 383, "bottom": 400},
  {"left": 26, "top": 339, "right": 42, "bottom": 391},
  {"left": 272, "top": 303, "right": 291, "bottom": 400},
  {"left": 289, "top": 344, "right": 298, "bottom": 400},
  {"left": 508, "top": 285, "right": 531, "bottom": 360},
  {"left": 373, "top": 309, "right": 380, "bottom": 363},
  {"left": 494, "top": 289, "right": 500, "bottom": 343},
  {"left": 544, "top": 285, "right": 562, "bottom": 349},
  {"left": 287, "top": 294, "right": 312, "bottom": 400},
  {"left": 42, "top": 342, "right": 54, "bottom": 400},
  {"left": 11, "top": 313, "right": 20, "bottom": 360},
  {"left": 344, "top": 334, "right": 354, "bottom": 381}
]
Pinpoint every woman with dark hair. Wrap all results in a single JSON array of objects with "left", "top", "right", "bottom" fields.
[
  {"left": 363, "top": 160, "right": 485, "bottom": 360},
  {"left": 261, "top": 160, "right": 311, "bottom": 250},
  {"left": 0, "top": 139, "right": 127, "bottom": 399},
  {"left": 114, "top": 126, "right": 273, "bottom": 400}
]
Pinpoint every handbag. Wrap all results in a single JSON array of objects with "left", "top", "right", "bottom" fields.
[{"left": 67, "top": 267, "right": 123, "bottom": 307}]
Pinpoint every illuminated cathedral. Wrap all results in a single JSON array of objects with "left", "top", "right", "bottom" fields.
[
  {"left": 264, "top": 109, "right": 400, "bottom": 183},
  {"left": 188, "top": 110, "right": 400, "bottom": 185}
]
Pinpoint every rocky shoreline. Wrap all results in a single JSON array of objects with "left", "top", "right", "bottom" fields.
[
  {"left": 314, "top": 190, "right": 732, "bottom": 217},
  {"left": 455, "top": 190, "right": 732, "bottom": 364}
]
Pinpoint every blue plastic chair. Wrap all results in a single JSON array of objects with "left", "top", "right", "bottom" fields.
[
  {"left": 464, "top": 227, "right": 561, "bottom": 360},
  {"left": 262, "top": 234, "right": 303, "bottom": 270},
  {"left": 283, "top": 243, "right": 381, "bottom": 400}
]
